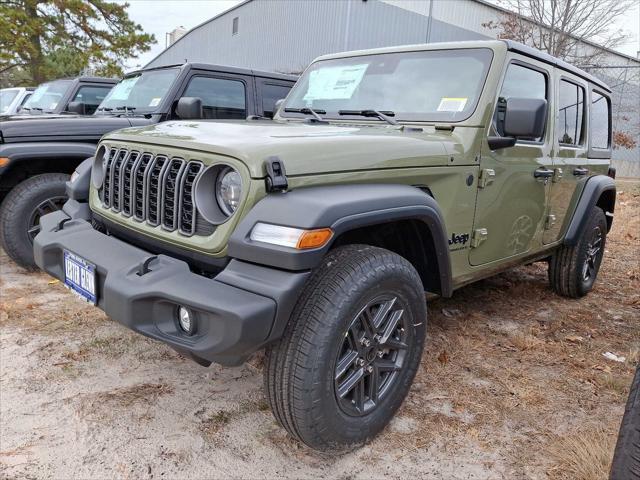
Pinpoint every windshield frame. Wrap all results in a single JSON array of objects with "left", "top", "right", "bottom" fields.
[
  {"left": 22, "top": 80, "right": 73, "bottom": 113},
  {"left": 280, "top": 47, "right": 495, "bottom": 124},
  {"left": 96, "top": 67, "right": 180, "bottom": 115}
]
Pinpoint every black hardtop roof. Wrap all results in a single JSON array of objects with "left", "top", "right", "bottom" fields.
[
  {"left": 503, "top": 40, "right": 611, "bottom": 92},
  {"left": 127, "top": 62, "right": 297, "bottom": 82},
  {"left": 53, "top": 76, "right": 119, "bottom": 84}
]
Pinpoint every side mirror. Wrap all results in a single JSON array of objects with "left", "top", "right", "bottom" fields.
[
  {"left": 67, "top": 101, "right": 86, "bottom": 115},
  {"left": 176, "top": 97, "right": 203, "bottom": 120},
  {"left": 504, "top": 98, "right": 547, "bottom": 138},
  {"left": 274, "top": 98, "right": 285, "bottom": 115},
  {"left": 488, "top": 98, "right": 548, "bottom": 150}
]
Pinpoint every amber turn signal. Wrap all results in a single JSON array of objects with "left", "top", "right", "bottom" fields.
[
  {"left": 0, "top": 157, "right": 10, "bottom": 167},
  {"left": 296, "top": 228, "right": 333, "bottom": 249}
]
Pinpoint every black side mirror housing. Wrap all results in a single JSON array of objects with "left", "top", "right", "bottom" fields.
[
  {"left": 176, "top": 97, "right": 203, "bottom": 120},
  {"left": 488, "top": 97, "right": 547, "bottom": 150},
  {"left": 503, "top": 98, "right": 547, "bottom": 138},
  {"left": 67, "top": 101, "right": 86, "bottom": 115}
]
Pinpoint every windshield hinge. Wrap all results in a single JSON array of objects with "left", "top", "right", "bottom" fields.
[{"left": 264, "top": 156, "right": 288, "bottom": 193}]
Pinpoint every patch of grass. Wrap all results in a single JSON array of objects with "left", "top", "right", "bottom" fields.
[
  {"left": 547, "top": 426, "right": 616, "bottom": 480},
  {"left": 599, "top": 373, "right": 631, "bottom": 397},
  {"left": 200, "top": 410, "right": 232, "bottom": 437}
]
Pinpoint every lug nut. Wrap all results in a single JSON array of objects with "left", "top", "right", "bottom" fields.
[
  {"left": 377, "top": 351, "right": 384, "bottom": 358},
  {"left": 358, "top": 358, "right": 365, "bottom": 366},
  {"left": 367, "top": 366, "right": 373, "bottom": 373},
  {"left": 361, "top": 338, "right": 371, "bottom": 347}
]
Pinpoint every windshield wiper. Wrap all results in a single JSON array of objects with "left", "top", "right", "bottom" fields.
[
  {"left": 284, "top": 107, "right": 326, "bottom": 122},
  {"left": 339, "top": 109, "right": 397, "bottom": 125}
]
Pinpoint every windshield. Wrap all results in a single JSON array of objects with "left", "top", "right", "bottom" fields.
[
  {"left": 1, "top": 89, "right": 19, "bottom": 113},
  {"left": 23, "top": 80, "right": 72, "bottom": 113},
  {"left": 97, "top": 68, "right": 179, "bottom": 113},
  {"left": 283, "top": 48, "right": 493, "bottom": 122}
]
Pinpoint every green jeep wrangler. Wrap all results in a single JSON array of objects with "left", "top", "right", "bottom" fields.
[{"left": 34, "top": 40, "right": 616, "bottom": 452}]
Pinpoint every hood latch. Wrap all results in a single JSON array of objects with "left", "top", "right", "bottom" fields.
[{"left": 264, "top": 156, "right": 288, "bottom": 193}]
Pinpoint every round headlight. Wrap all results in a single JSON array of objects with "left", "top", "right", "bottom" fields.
[{"left": 216, "top": 167, "right": 242, "bottom": 216}]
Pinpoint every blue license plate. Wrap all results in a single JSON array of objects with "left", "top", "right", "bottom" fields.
[{"left": 63, "top": 250, "right": 97, "bottom": 304}]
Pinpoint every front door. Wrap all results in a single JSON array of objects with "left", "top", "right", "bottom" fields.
[
  {"left": 469, "top": 57, "right": 553, "bottom": 266},
  {"left": 543, "top": 74, "right": 589, "bottom": 244}
]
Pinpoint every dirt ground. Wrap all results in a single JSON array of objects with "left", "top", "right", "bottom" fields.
[{"left": 1, "top": 179, "right": 638, "bottom": 480}]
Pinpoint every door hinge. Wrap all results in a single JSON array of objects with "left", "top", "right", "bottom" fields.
[
  {"left": 471, "top": 228, "right": 488, "bottom": 248},
  {"left": 478, "top": 169, "right": 495, "bottom": 188},
  {"left": 264, "top": 156, "right": 288, "bottom": 193},
  {"left": 545, "top": 214, "right": 556, "bottom": 230}
]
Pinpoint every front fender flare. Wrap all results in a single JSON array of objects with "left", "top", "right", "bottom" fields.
[{"left": 229, "top": 184, "right": 452, "bottom": 296}]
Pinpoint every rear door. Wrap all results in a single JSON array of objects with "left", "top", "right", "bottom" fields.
[
  {"left": 543, "top": 74, "right": 589, "bottom": 244},
  {"left": 469, "top": 55, "right": 553, "bottom": 266}
]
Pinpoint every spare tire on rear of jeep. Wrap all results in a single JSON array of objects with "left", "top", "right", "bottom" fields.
[{"left": 264, "top": 244, "right": 427, "bottom": 451}]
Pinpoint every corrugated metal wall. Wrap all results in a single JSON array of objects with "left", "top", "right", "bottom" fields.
[{"left": 147, "top": 0, "right": 438, "bottom": 73}]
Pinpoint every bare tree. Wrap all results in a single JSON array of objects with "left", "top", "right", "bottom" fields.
[{"left": 483, "top": 0, "right": 635, "bottom": 66}]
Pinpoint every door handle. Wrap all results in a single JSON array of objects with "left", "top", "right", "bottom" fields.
[
  {"left": 573, "top": 167, "right": 589, "bottom": 176},
  {"left": 534, "top": 168, "right": 554, "bottom": 179}
]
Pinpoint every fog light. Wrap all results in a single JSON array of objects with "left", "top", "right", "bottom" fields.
[{"left": 177, "top": 306, "right": 196, "bottom": 335}]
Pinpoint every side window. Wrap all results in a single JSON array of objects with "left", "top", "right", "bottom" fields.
[
  {"left": 590, "top": 92, "right": 611, "bottom": 149},
  {"left": 494, "top": 63, "right": 547, "bottom": 141},
  {"left": 556, "top": 80, "right": 585, "bottom": 146},
  {"left": 182, "top": 76, "right": 246, "bottom": 119},
  {"left": 262, "top": 83, "right": 291, "bottom": 118},
  {"left": 72, "top": 86, "right": 112, "bottom": 114}
]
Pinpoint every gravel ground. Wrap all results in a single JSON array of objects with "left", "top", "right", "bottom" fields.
[{"left": 1, "top": 179, "right": 638, "bottom": 480}]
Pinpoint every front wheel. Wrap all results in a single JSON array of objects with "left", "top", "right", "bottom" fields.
[
  {"left": 264, "top": 245, "right": 427, "bottom": 452},
  {"left": 0, "top": 173, "right": 68, "bottom": 269}
]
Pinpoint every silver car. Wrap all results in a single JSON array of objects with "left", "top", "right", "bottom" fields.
[{"left": 0, "top": 87, "right": 35, "bottom": 115}]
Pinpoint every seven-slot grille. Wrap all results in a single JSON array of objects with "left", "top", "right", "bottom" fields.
[{"left": 100, "top": 147, "right": 208, "bottom": 236}]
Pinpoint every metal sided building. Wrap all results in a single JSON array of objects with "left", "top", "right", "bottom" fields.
[{"left": 146, "top": 0, "right": 640, "bottom": 176}]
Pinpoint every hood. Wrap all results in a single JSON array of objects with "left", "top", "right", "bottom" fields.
[
  {"left": 107, "top": 120, "right": 458, "bottom": 177},
  {"left": 0, "top": 115, "right": 153, "bottom": 141}
]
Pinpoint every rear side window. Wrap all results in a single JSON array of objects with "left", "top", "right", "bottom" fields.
[
  {"left": 556, "top": 80, "right": 585, "bottom": 146},
  {"left": 73, "top": 85, "right": 113, "bottom": 114},
  {"left": 495, "top": 63, "right": 547, "bottom": 141},
  {"left": 182, "top": 76, "right": 246, "bottom": 119},
  {"left": 262, "top": 83, "right": 291, "bottom": 118},
  {"left": 590, "top": 92, "right": 610, "bottom": 149}
]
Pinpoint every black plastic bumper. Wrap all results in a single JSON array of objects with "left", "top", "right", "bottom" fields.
[{"left": 33, "top": 210, "right": 310, "bottom": 366}]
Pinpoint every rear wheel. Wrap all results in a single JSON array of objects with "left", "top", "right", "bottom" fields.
[
  {"left": 264, "top": 245, "right": 427, "bottom": 452},
  {"left": 549, "top": 206, "right": 607, "bottom": 298},
  {"left": 0, "top": 173, "right": 68, "bottom": 269}
]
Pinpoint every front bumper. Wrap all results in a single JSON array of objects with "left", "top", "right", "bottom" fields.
[{"left": 34, "top": 209, "right": 310, "bottom": 366}]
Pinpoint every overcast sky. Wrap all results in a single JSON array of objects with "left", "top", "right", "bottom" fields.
[{"left": 118, "top": 0, "right": 639, "bottom": 70}]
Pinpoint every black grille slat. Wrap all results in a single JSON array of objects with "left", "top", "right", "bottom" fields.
[
  {"left": 161, "top": 158, "right": 186, "bottom": 230},
  {"left": 111, "top": 150, "right": 127, "bottom": 212},
  {"left": 99, "top": 147, "right": 212, "bottom": 236},
  {"left": 133, "top": 154, "right": 153, "bottom": 220},
  {"left": 121, "top": 152, "right": 140, "bottom": 216},
  {"left": 102, "top": 147, "right": 118, "bottom": 206},
  {"left": 146, "top": 156, "right": 169, "bottom": 226},
  {"left": 178, "top": 162, "right": 203, "bottom": 235}
]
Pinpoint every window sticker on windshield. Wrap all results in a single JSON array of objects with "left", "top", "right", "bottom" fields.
[
  {"left": 303, "top": 64, "right": 368, "bottom": 101},
  {"left": 30, "top": 88, "right": 45, "bottom": 103},
  {"left": 49, "top": 102, "right": 58, "bottom": 109},
  {"left": 437, "top": 97, "right": 468, "bottom": 112},
  {"left": 107, "top": 76, "right": 140, "bottom": 101},
  {"left": 149, "top": 97, "right": 161, "bottom": 107}
]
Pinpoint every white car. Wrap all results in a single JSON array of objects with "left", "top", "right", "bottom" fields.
[{"left": 0, "top": 87, "right": 35, "bottom": 115}]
